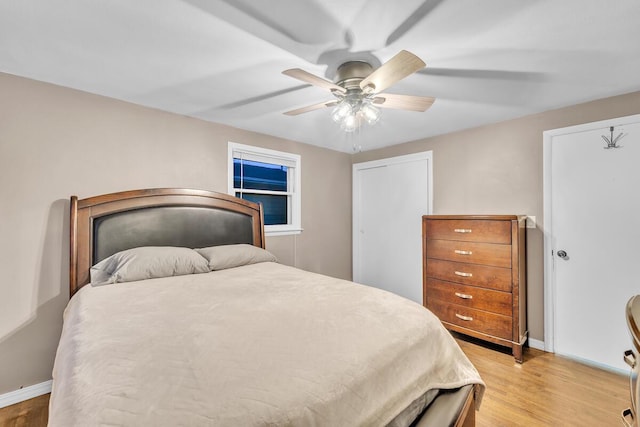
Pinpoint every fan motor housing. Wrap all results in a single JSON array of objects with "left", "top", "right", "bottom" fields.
[{"left": 335, "top": 61, "right": 373, "bottom": 90}]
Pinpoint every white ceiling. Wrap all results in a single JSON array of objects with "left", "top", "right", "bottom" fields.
[{"left": 1, "top": 0, "right": 640, "bottom": 152}]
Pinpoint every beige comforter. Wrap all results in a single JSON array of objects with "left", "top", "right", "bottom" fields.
[{"left": 50, "top": 262, "right": 483, "bottom": 426}]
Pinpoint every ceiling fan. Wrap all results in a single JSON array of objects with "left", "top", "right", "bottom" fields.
[{"left": 281, "top": 50, "right": 435, "bottom": 132}]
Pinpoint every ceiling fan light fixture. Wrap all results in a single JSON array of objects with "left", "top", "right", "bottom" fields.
[
  {"left": 331, "top": 101, "right": 352, "bottom": 123},
  {"left": 360, "top": 102, "right": 381, "bottom": 125},
  {"left": 340, "top": 113, "right": 359, "bottom": 132}
]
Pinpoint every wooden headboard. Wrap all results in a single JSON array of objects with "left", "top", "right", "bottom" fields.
[{"left": 69, "top": 188, "right": 265, "bottom": 297}]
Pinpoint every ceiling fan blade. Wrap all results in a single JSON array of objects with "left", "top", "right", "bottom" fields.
[
  {"left": 385, "top": 0, "right": 445, "bottom": 47},
  {"left": 183, "top": 0, "right": 349, "bottom": 64},
  {"left": 373, "top": 93, "right": 435, "bottom": 112},
  {"left": 417, "top": 67, "right": 547, "bottom": 81},
  {"left": 282, "top": 69, "right": 346, "bottom": 93},
  {"left": 360, "top": 50, "right": 426, "bottom": 93},
  {"left": 283, "top": 100, "right": 337, "bottom": 116},
  {"left": 218, "top": 85, "right": 309, "bottom": 109}
]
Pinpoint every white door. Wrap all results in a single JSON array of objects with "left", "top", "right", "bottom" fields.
[
  {"left": 353, "top": 152, "right": 432, "bottom": 304},
  {"left": 545, "top": 116, "right": 640, "bottom": 372}
]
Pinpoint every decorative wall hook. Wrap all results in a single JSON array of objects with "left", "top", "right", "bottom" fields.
[{"left": 602, "top": 126, "right": 625, "bottom": 149}]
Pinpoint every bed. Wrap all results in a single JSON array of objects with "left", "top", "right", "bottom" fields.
[{"left": 50, "top": 188, "right": 484, "bottom": 426}]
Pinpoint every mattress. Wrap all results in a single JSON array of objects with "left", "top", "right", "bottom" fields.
[{"left": 50, "top": 262, "right": 484, "bottom": 426}]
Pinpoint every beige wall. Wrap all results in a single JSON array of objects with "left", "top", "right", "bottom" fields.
[
  {"left": 0, "top": 72, "right": 352, "bottom": 395},
  {"left": 353, "top": 90, "right": 640, "bottom": 344}
]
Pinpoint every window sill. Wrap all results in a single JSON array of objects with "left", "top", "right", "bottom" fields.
[{"left": 265, "top": 227, "right": 303, "bottom": 237}]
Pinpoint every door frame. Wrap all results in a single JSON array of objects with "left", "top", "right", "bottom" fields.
[
  {"left": 542, "top": 113, "right": 640, "bottom": 353},
  {"left": 352, "top": 151, "right": 433, "bottom": 284}
]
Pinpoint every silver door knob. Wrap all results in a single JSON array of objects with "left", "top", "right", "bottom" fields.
[{"left": 557, "top": 250, "right": 568, "bottom": 259}]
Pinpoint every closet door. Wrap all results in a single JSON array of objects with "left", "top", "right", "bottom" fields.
[{"left": 353, "top": 152, "right": 432, "bottom": 303}]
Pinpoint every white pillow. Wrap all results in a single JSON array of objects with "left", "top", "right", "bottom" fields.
[
  {"left": 90, "top": 246, "right": 210, "bottom": 285},
  {"left": 195, "top": 244, "right": 277, "bottom": 271}
]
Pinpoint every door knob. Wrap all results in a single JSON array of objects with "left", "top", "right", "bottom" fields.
[{"left": 557, "top": 250, "right": 568, "bottom": 259}]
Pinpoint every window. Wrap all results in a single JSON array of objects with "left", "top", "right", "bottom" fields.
[{"left": 228, "top": 142, "right": 301, "bottom": 236}]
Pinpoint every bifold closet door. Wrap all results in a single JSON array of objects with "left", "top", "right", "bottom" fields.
[{"left": 353, "top": 152, "right": 432, "bottom": 304}]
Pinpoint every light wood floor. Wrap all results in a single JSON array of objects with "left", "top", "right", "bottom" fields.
[
  {"left": 457, "top": 335, "right": 630, "bottom": 426},
  {"left": 0, "top": 338, "right": 631, "bottom": 426}
]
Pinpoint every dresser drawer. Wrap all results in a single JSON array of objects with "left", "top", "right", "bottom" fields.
[
  {"left": 426, "top": 239, "right": 511, "bottom": 268},
  {"left": 428, "top": 299, "right": 513, "bottom": 340},
  {"left": 425, "top": 278, "right": 512, "bottom": 316},
  {"left": 426, "top": 219, "right": 511, "bottom": 244},
  {"left": 426, "top": 259, "right": 512, "bottom": 292}
]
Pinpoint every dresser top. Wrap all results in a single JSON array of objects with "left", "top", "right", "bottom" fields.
[{"left": 423, "top": 215, "right": 526, "bottom": 220}]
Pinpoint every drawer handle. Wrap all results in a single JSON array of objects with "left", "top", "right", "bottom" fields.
[
  {"left": 454, "top": 250, "right": 473, "bottom": 255},
  {"left": 622, "top": 408, "right": 634, "bottom": 427},
  {"left": 454, "top": 228, "right": 472, "bottom": 233},
  {"left": 455, "top": 292, "right": 473, "bottom": 300},
  {"left": 455, "top": 313, "right": 473, "bottom": 321},
  {"left": 624, "top": 349, "right": 636, "bottom": 368},
  {"left": 454, "top": 271, "right": 473, "bottom": 277}
]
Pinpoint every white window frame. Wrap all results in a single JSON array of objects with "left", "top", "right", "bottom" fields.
[{"left": 228, "top": 142, "right": 302, "bottom": 236}]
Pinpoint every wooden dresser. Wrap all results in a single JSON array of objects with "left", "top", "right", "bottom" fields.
[{"left": 422, "top": 215, "right": 527, "bottom": 362}]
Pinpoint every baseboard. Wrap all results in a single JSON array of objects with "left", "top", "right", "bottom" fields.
[
  {"left": 0, "top": 380, "right": 52, "bottom": 409},
  {"left": 528, "top": 338, "right": 545, "bottom": 351}
]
